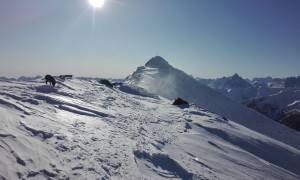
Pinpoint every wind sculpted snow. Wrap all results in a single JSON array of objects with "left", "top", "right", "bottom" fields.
[
  {"left": 125, "top": 56, "right": 300, "bottom": 150},
  {"left": 0, "top": 78, "right": 300, "bottom": 179}
]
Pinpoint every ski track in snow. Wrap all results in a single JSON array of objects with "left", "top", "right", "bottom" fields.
[{"left": 0, "top": 79, "right": 300, "bottom": 179}]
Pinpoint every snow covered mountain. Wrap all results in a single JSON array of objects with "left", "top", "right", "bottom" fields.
[
  {"left": 196, "top": 74, "right": 284, "bottom": 103},
  {"left": 196, "top": 74, "right": 300, "bottom": 131},
  {"left": 1, "top": 78, "right": 300, "bottom": 179},
  {"left": 124, "top": 56, "right": 300, "bottom": 150},
  {"left": 245, "top": 89, "right": 300, "bottom": 131},
  {"left": 252, "top": 77, "right": 273, "bottom": 85},
  {"left": 207, "top": 73, "right": 252, "bottom": 90},
  {"left": 197, "top": 74, "right": 256, "bottom": 102}
]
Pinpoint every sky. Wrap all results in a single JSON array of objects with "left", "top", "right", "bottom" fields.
[{"left": 1, "top": 0, "right": 300, "bottom": 79}]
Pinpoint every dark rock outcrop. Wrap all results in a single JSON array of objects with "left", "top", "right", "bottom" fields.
[
  {"left": 98, "top": 79, "right": 113, "bottom": 87},
  {"left": 172, "top": 98, "right": 189, "bottom": 106}
]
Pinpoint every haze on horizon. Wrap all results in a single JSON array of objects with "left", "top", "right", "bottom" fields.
[{"left": 1, "top": 0, "right": 300, "bottom": 79}]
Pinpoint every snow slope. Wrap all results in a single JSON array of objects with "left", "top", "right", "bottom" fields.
[
  {"left": 246, "top": 89, "right": 300, "bottom": 119},
  {"left": 1, "top": 79, "right": 300, "bottom": 179},
  {"left": 125, "top": 56, "right": 300, "bottom": 150},
  {"left": 196, "top": 74, "right": 300, "bottom": 131},
  {"left": 245, "top": 89, "right": 300, "bottom": 130}
]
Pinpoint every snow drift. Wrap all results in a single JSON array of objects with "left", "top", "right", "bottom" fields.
[
  {"left": 0, "top": 74, "right": 300, "bottom": 179},
  {"left": 125, "top": 56, "right": 300, "bottom": 150}
]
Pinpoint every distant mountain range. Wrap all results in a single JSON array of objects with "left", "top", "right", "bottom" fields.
[
  {"left": 196, "top": 74, "right": 300, "bottom": 131},
  {"left": 0, "top": 75, "right": 42, "bottom": 81}
]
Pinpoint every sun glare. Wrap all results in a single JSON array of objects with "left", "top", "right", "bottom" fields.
[{"left": 88, "top": 0, "right": 105, "bottom": 8}]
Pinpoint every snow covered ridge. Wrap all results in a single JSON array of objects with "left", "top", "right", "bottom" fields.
[
  {"left": 195, "top": 74, "right": 300, "bottom": 132},
  {"left": 125, "top": 56, "right": 300, "bottom": 150},
  {"left": 196, "top": 75, "right": 300, "bottom": 102},
  {"left": 1, "top": 79, "right": 300, "bottom": 179},
  {"left": 245, "top": 90, "right": 300, "bottom": 131}
]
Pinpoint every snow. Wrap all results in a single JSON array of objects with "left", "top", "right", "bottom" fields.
[
  {"left": 125, "top": 56, "right": 300, "bottom": 150},
  {"left": 246, "top": 89, "right": 300, "bottom": 120},
  {"left": 198, "top": 74, "right": 300, "bottom": 132},
  {"left": 0, "top": 77, "right": 300, "bottom": 179},
  {"left": 208, "top": 73, "right": 252, "bottom": 90},
  {"left": 145, "top": 56, "right": 171, "bottom": 69},
  {"left": 289, "top": 100, "right": 300, "bottom": 107}
]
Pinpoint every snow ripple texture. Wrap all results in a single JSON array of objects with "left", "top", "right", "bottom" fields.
[{"left": 0, "top": 79, "right": 299, "bottom": 179}]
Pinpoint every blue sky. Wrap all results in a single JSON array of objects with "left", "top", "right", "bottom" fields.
[{"left": 1, "top": 0, "right": 300, "bottom": 79}]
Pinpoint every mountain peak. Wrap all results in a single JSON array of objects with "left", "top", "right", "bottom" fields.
[
  {"left": 145, "top": 56, "right": 171, "bottom": 69},
  {"left": 232, "top": 73, "right": 241, "bottom": 79}
]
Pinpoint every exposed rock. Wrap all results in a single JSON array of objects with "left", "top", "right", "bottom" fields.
[
  {"left": 98, "top": 79, "right": 113, "bottom": 87},
  {"left": 172, "top": 98, "right": 189, "bottom": 106},
  {"left": 279, "top": 110, "right": 300, "bottom": 131}
]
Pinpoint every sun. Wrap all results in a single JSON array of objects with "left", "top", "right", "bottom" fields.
[{"left": 88, "top": 0, "right": 105, "bottom": 8}]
